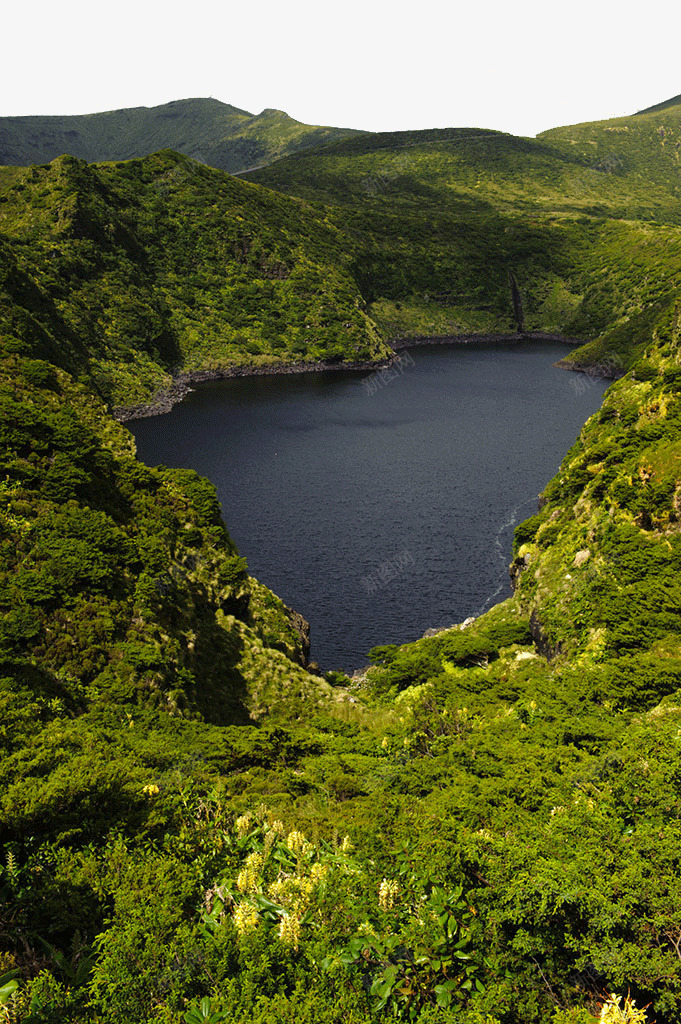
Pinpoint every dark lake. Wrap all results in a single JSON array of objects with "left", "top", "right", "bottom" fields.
[{"left": 130, "top": 342, "right": 609, "bottom": 673}]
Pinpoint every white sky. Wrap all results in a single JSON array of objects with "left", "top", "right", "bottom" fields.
[{"left": 3, "top": 0, "right": 680, "bottom": 137}]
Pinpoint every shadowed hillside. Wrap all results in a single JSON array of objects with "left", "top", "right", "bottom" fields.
[{"left": 248, "top": 119, "right": 681, "bottom": 370}]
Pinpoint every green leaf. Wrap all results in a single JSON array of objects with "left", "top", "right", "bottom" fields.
[
  {"left": 434, "top": 981, "right": 456, "bottom": 1008},
  {"left": 0, "top": 980, "right": 19, "bottom": 1005},
  {"left": 347, "top": 936, "right": 367, "bottom": 957},
  {"left": 370, "top": 979, "right": 394, "bottom": 1006},
  {"left": 252, "top": 893, "right": 284, "bottom": 914}
]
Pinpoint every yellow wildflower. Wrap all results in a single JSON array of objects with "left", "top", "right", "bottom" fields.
[
  {"left": 268, "top": 878, "right": 288, "bottom": 902},
  {"left": 310, "top": 862, "right": 328, "bottom": 882},
  {"left": 378, "top": 878, "right": 400, "bottom": 911},
  {"left": 287, "top": 830, "right": 312, "bottom": 856},
  {"left": 235, "top": 812, "right": 253, "bottom": 837},
  {"left": 236, "top": 851, "right": 263, "bottom": 893},
  {"left": 599, "top": 992, "right": 648, "bottom": 1024},
  {"left": 233, "top": 902, "right": 260, "bottom": 936},
  {"left": 278, "top": 912, "right": 301, "bottom": 950}
]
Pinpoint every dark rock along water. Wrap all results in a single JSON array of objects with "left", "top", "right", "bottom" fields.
[{"left": 130, "top": 342, "right": 609, "bottom": 673}]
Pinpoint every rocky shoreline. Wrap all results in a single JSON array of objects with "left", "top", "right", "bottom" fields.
[
  {"left": 113, "top": 331, "right": 590, "bottom": 422},
  {"left": 390, "top": 329, "right": 586, "bottom": 350},
  {"left": 113, "top": 357, "right": 392, "bottom": 421}
]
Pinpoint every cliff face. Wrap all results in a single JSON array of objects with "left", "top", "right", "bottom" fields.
[
  {"left": 0, "top": 356, "right": 333, "bottom": 727},
  {"left": 512, "top": 319, "right": 681, "bottom": 689}
]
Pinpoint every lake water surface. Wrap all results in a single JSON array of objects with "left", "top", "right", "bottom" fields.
[{"left": 130, "top": 342, "right": 609, "bottom": 672}]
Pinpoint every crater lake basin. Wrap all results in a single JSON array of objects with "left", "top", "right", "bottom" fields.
[{"left": 130, "top": 341, "right": 609, "bottom": 672}]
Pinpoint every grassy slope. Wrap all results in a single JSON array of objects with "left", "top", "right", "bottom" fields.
[
  {"left": 0, "top": 151, "right": 365, "bottom": 808},
  {"left": 539, "top": 94, "right": 681, "bottom": 196},
  {"left": 0, "top": 97, "right": 363, "bottom": 174}
]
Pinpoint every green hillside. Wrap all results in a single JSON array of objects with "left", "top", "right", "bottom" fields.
[
  {"left": 3, "top": 98, "right": 681, "bottom": 1023},
  {"left": 248, "top": 122, "right": 681, "bottom": 371},
  {"left": 540, "top": 93, "right": 681, "bottom": 191},
  {"left": 0, "top": 97, "right": 363, "bottom": 174},
  {"left": 0, "top": 149, "right": 388, "bottom": 412}
]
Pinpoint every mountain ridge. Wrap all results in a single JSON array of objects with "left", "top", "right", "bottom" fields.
[
  {"left": 0, "top": 96, "right": 364, "bottom": 174},
  {"left": 5, "top": 92, "right": 681, "bottom": 178}
]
